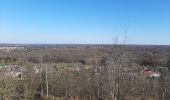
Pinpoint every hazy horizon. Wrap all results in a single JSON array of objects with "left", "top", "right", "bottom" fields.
[{"left": 0, "top": 0, "right": 170, "bottom": 45}]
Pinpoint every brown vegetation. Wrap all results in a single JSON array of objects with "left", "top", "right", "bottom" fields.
[{"left": 0, "top": 45, "right": 170, "bottom": 100}]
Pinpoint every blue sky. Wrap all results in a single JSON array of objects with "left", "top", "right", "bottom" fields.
[{"left": 0, "top": 0, "right": 170, "bottom": 44}]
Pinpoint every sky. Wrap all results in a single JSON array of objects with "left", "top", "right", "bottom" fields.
[{"left": 0, "top": 0, "right": 170, "bottom": 45}]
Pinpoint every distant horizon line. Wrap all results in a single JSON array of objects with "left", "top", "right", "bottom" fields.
[{"left": 0, "top": 43, "right": 170, "bottom": 46}]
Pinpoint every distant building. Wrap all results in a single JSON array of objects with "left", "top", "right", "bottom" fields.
[
  {"left": 3, "top": 65, "right": 24, "bottom": 79},
  {"left": 84, "top": 65, "right": 93, "bottom": 70},
  {"left": 0, "top": 46, "right": 25, "bottom": 52},
  {"left": 144, "top": 69, "right": 161, "bottom": 78},
  {"left": 66, "top": 66, "right": 80, "bottom": 72}
]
